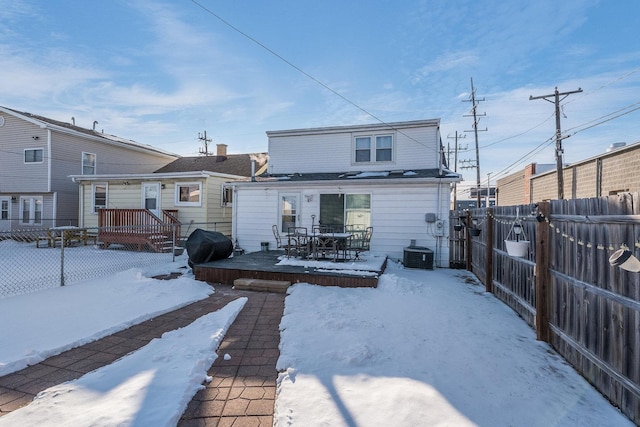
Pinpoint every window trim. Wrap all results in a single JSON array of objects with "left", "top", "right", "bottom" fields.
[
  {"left": 353, "top": 133, "right": 394, "bottom": 164},
  {"left": 175, "top": 182, "right": 202, "bottom": 207},
  {"left": 19, "top": 196, "right": 43, "bottom": 225},
  {"left": 24, "top": 148, "right": 44, "bottom": 164},
  {"left": 222, "top": 185, "right": 233, "bottom": 207},
  {"left": 82, "top": 152, "right": 96, "bottom": 175},
  {"left": 91, "top": 182, "right": 108, "bottom": 214}
]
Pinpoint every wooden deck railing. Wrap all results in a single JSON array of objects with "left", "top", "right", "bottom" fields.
[{"left": 97, "top": 209, "right": 181, "bottom": 252}]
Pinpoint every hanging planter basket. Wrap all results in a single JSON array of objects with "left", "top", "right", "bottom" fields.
[
  {"left": 504, "top": 239, "right": 529, "bottom": 257},
  {"left": 469, "top": 228, "right": 481, "bottom": 236},
  {"left": 504, "top": 209, "right": 529, "bottom": 257},
  {"left": 454, "top": 224, "right": 464, "bottom": 231}
]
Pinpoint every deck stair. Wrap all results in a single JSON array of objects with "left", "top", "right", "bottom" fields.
[
  {"left": 233, "top": 278, "right": 291, "bottom": 293},
  {"left": 98, "top": 209, "right": 181, "bottom": 252}
]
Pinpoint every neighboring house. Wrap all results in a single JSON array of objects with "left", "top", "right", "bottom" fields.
[
  {"left": 0, "top": 106, "right": 178, "bottom": 232},
  {"left": 228, "top": 119, "right": 462, "bottom": 266},
  {"left": 71, "top": 144, "right": 267, "bottom": 250},
  {"left": 497, "top": 141, "right": 639, "bottom": 204}
]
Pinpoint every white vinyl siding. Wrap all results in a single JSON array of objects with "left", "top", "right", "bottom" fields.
[
  {"left": 234, "top": 182, "right": 451, "bottom": 266},
  {"left": 267, "top": 120, "right": 439, "bottom": 175}
]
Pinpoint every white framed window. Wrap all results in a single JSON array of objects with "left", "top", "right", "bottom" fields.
[
  {"left": 24, "top": 148, "right": 44, "bottom": 163},
  {"left": 175, "top": 182, "right": 202, "bottom": 206},
  {"left": 20, "top": 196, "right": 43, "bottom": 225},
  {"left": 92, "top": 183, "right": 108, "bottom": 213},
  {"left": 222, "top": 185, "right": 233, "bottom": 206},
  {"left": 82, "top": 152, "right": 96, "bottom": 175},
  {"left": 353, "top": 134, "right": 394, "bottom": 163}
]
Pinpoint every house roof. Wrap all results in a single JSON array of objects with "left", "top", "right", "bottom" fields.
[
  {"left": 232, "top": 168, "right": 461, "bottom": 186},
  {"left": 0, "top": 106, "right": 179, "bottom": 159},
  {"left": 154, "top": 153, "right": 268, "bottom": 177}
]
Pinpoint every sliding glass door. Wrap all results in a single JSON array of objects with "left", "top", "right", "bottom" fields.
[{"left": 319, "top": 193, "right": 370, "bottom": 230}]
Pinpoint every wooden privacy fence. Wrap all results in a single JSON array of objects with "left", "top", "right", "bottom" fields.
[{"left": 457, "top": 193, "right": 640, "bottom": 425}]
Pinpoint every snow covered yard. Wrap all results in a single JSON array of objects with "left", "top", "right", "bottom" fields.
[
  {"left": 0, "top": 243, "right": 634, "bottom": 426},
  {"left": 275, "top": 262, "right": 634, "bottom": 427}
]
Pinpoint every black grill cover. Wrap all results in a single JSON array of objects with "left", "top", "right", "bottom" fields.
[{"left": 185, "top": 229, "right": 233, "bottom": 267}]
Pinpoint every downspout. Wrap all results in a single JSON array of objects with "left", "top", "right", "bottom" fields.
[
  {"left": 48, "top": 130, "right": 55, "bottom": 226},
  {"left": 78, "top": 182, "right": 84, "bottom": 228},
  {"left": 231, "top": 184, "right": 238, "bottom": 249},
  {"left": 436, "top": 140, "right": 444, "bottom": 268}
]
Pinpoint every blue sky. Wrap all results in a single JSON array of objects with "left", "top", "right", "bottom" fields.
[{"left": 1, "top": 0, "right": 638, "bottom": 189}]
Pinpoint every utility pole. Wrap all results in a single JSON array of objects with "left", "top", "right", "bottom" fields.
[
  {"left": 464, "top": 78, "right": 487, "bottom": 207},
  {"left": 529, "top": 86, "right": 582, "bottom": 200},
  {"left": 447, "top": 132, "right": 467, "bottom": 209},
  {"left": 198, "top": 131, "right": 212, "bottom": 156}
]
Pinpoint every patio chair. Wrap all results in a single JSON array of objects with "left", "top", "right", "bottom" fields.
[
  {"left": 273, "top": 224, "right": 297, "bottom": 257},
  {"left": 349, "top": 226, "right": 372, "bottom": 260},
  {"left": 287, "top": 226, "right": 311, "bottom": 258}
]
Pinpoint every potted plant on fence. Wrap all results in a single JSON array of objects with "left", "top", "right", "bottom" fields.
[{"left": 504, "top": 209, "right": 529, "bottom": 257}]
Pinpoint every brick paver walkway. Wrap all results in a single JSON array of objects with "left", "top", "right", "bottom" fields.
[{"left": 0, "top": 284, "right": 285, "bottom": 426}]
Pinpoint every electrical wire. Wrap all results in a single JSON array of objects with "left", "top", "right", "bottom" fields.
[{"left": 189, "top": 0, "right": 442, "bottom": 154}]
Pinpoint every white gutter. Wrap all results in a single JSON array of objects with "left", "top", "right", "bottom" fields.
[{"left": 70, "top": 170, "right": 246, "bottom": 183}]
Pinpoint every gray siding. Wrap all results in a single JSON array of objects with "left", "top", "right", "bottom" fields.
[
  {"left": 0, "top": 110, "right": 178, "bottom": 227},
  {"left": 0, "top": 113, "right": 49, "bottom": 192}
]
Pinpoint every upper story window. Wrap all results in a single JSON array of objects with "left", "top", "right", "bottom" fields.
[
  {"left": 24, "top": 148, "right": 44, "bottom": 163},
  {"left": 82, "top": 152, "right": 96, "bottom": 175},
  {"left": 92, "top": 183, "right": 108, "bottom": 214},
  {"left": 175, "top": 182, "right": 202, "bottom": 206},
  {"left": 354, "top": 134, "right": 394, "bottom": 163}
]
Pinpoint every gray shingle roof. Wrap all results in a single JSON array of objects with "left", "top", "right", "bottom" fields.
[
  {"left": 154, "top": 154, "right": 268, "bottom": 177},
  {"left": 246, "top": 168, "right": 460, "bottom": 183}
]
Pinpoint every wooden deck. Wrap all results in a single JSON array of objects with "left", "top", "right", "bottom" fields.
[{"left": 194, "top": 250, "right": 385, "bottom": 288}]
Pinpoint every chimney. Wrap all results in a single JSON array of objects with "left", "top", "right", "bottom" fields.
[{"left": 216, "top": 144, "right": 227, "bottom": 157}]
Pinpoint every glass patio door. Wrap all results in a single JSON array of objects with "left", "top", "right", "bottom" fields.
[
  {"left": 279, "top": 193, "right": 300, "bottom": 234},
  {"left": 0, "top": 197, "right": 10, "bottom": 231}
]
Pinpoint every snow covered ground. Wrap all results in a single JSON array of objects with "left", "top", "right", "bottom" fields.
[{"left": 0, "top": 244, "right": 634, "bottom": 426}]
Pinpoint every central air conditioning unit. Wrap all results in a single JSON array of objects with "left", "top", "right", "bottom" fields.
[{"left": 403, "top": 246, "right": 434, "bottom": 270}]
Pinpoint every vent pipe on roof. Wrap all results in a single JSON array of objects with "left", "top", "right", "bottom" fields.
[
  {"left": 71, "top": 117, "right": 75, "bottom": 125},
  {"left": 93, "top": 120, "right": 98, "bottom": 131},
  {"left": 251, "top": 159, "right": 256, "bottom": 182}
]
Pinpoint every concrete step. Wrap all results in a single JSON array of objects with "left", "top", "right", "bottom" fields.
[{"left": 233, "top": 278, "right": 291, "bottom": 293}]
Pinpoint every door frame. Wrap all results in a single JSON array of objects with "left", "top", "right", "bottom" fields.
[
  {"left": 142, "top": 182, "right": 161, "bottom": 217},
  {"left": 279, "top": 192, "right": 301, "bottom": 234},
  {"left": 0, "top": 196, "right": 11, "bottom": 231}
]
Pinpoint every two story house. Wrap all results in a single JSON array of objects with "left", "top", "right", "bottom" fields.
[
  {"left": 0, "top": 107, "right": 179, "bottom": 232},
  {"left": 228, "top": 119, "right": 461, "bottom": 266}
]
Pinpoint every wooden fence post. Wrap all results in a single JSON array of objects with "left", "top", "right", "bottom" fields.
[
  {"left": 535, "top": 201, "right": 550, "bottom": 342},
  {"left": 486, "top": 208, "right": 493, "bottom": 293},
  {"left": 466, "top": 210, "right": 472, "bottom": 271}
]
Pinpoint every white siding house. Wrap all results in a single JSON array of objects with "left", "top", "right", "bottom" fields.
[{"left": 230, "top": 119, "right": 461, "bottom": 267}]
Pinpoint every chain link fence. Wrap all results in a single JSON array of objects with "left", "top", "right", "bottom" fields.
[{"left": 0, "top": 222, "right": 231, "bottom": 298}]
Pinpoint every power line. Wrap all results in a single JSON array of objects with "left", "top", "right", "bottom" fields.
[
  {"left": 463, "top": 78, "right": 487, "bottom": 207},
  {"left": 529, "top": 86, "right": 583, "bottom": 200},
  {"left": 189, "top": 0, "right": 441, "bottom": 155}
]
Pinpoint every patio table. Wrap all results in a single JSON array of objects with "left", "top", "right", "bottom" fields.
[{"left": 309, "top": 232, "right": 353, "bottom": 261}]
